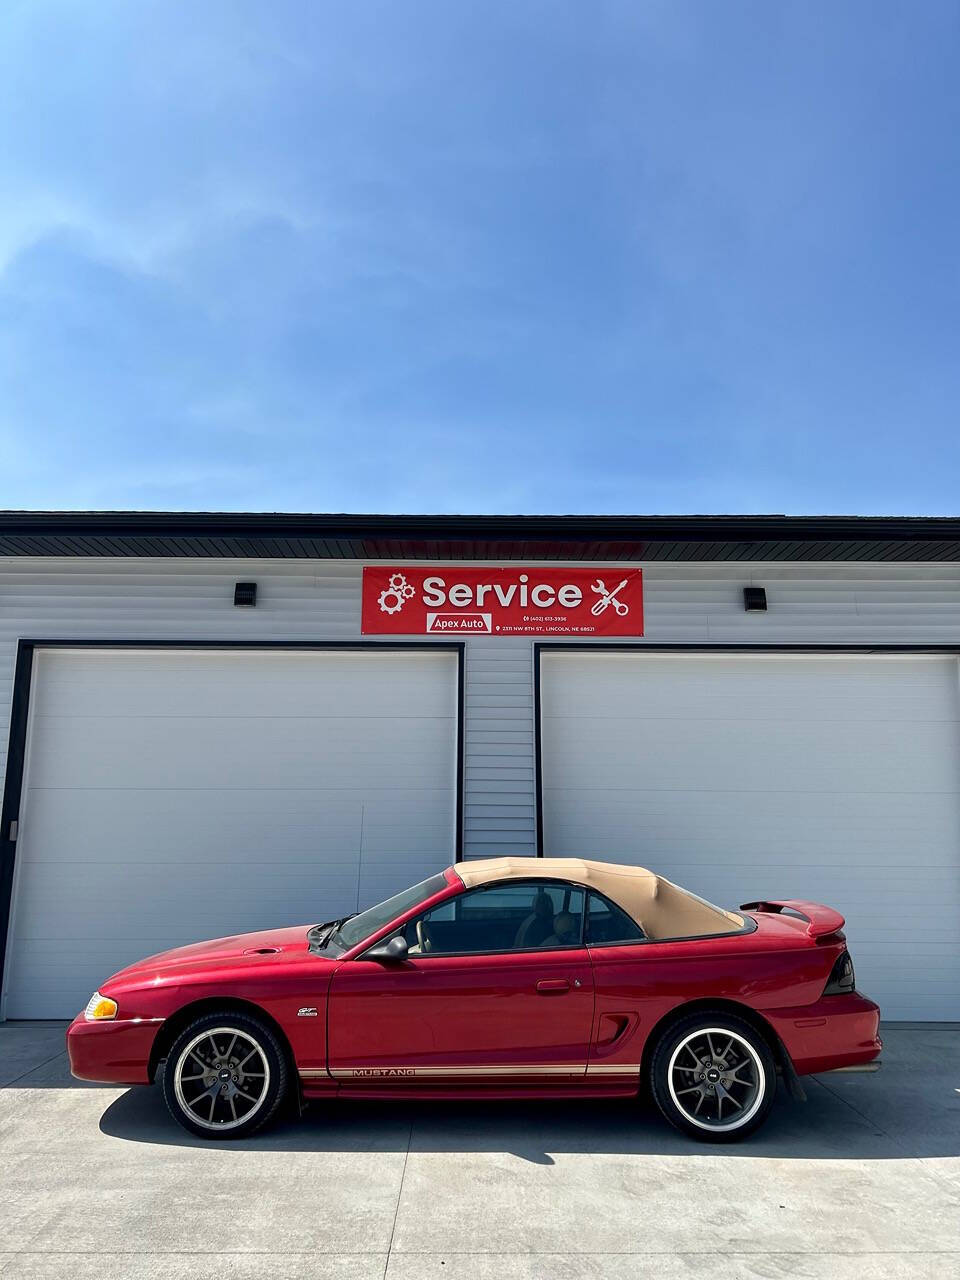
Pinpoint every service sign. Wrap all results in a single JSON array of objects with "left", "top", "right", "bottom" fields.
[{"left": 361, "top": 566, "right": 643, "bottom": 636}]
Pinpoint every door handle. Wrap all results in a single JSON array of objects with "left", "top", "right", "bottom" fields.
[{"left": 536, "top": 979, "right": 570, "bottom": 994}]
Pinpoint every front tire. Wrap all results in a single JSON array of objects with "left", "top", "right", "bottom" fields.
[
  {"left": 161, "top": 1011, "right": 289, "bottom": 1140},
  {"left": 650, "top": 1012, "right": 776, "bottom": 1142}
]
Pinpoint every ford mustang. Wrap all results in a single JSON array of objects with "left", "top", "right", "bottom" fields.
[{"left": 67, "top": 858, "right": 882, "bottom": 1141}]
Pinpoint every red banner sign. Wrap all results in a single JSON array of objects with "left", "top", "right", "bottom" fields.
[{"left": 362, "top": 566, "right": 643, "bottom": 636}]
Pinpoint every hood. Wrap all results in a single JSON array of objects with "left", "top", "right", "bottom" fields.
[{"left": 102, "top": 924, "right": 316, "bottom": 989}]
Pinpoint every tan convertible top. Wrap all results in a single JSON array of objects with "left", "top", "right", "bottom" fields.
[{"left": 453, "top": 858, "right": 744, "bottom": 940}]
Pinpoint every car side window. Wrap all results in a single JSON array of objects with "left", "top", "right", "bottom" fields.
[
  {"left": 585, "top": 891, "right": 645, "bottom": 945},
  {"left": 407, "top": 881, "right": 585, "bottom": 956}
]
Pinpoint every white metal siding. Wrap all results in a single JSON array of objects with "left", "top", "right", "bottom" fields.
[
  {"left": 463, "top": 635, "right": 537, "bottom": 856},
  {"left": 540, "top": 651, "right": 960, "bottom": 1021},
  {"left": 4, "top": 647, "right": 458, "bottom": 1018}
]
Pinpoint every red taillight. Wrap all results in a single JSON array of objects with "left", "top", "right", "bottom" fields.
[{"left": 823, "top": 949, "right": 855, "bottom": 995}]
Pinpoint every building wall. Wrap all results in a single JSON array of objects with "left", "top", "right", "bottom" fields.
[{"left": 1, "top": 557, "right": 959, "bottom": 859}]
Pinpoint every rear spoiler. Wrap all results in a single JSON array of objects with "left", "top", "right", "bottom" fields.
[{"left": 739, "top": 899, "right": 845, "bottom": 939}]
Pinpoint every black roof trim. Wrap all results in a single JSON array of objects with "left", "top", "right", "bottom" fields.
[{"left": 0, "top": 511, "right": 959, "bottom": 561}]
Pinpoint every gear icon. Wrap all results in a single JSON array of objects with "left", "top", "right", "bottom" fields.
[
  {"left": 377, "top": 573, "right": 415, "bottom": 614},
  {"left": 378, "top": 588, "right": 404, "bottom": 614}
]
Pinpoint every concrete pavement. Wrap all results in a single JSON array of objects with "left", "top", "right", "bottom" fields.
[{"left": 0, "top": 1021, "right": 957, "bottom": 1278}]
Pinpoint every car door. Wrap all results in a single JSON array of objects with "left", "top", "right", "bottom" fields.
[
  {"left": 581, "top": 889, "right": 659, "bottom": 1084},
  {"left": 326, "top": 880, "right": 595, "bottom": 1085}
]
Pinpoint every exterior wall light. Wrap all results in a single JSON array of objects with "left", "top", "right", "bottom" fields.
[{"left": 743, "top": 586, "right": 767, "bottom": 612}]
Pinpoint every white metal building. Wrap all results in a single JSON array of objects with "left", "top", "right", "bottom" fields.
[{"left": 0, "top": 512, "right": 958, "bottom": 1021}]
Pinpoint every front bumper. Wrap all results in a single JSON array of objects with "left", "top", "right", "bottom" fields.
[
  {"left": 66, "top": 1013, "right": 163, "bottom": 1085},
  {"left": 766, "top": 992, "right": 882, "bottom": 1077}
]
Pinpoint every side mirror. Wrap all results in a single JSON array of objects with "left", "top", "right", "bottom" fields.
[{"left": 365, "top": 934, "right": 409, "bottom": 963}]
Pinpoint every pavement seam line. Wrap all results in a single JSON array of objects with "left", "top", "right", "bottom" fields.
[
  {"left": 810, "top": 1073, "right": 960, "bottom": 1203},
  {"left": 809, "top": 1074, "right": 890, "bottom": 1131},
  {"left": 3, "top": 1249, "right": 960, "bottom": 1258},
  {"left": 1, "top": 1251, "right": 390, "bottom": 1258},
  {"left": 0, "top": 1049, "right": 68, "bottom": 1088},
  {"left": 3, "top": 1249, "right": 960, "bottom": 1257},
  {"left": 383, "top": 1118, "right": 413, "bottom": 1280}
]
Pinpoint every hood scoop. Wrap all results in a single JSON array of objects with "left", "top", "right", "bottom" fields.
[{"left": 242, "top": 946, "right": 280, "bottom": 956}]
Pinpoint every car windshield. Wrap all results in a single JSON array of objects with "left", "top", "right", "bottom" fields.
[{"left": 322, "top": 872, "right": 450, "bottom": 953}]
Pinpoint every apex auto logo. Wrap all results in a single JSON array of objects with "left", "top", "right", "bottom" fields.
[{"left": 361, "top": 566, "right": 643, "bottom": 637}]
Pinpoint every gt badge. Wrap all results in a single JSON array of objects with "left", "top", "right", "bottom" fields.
[{"left": 297, "top": 1007, "right": 318, "bottom": 1017}]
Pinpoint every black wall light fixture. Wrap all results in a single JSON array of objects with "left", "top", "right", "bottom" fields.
[
  {"left": 743, "top": 586, "right": 767, "bottom": 612},
  {"left": 234, "top": 581, "right": 257, "bottom": 607}
]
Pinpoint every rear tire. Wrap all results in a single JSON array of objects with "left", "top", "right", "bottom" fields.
[
  {"left": 161, "top": 1011, "right": 288, "bottom": 1140},
  {"left": 650, "top": 1011, "right": 776, "bottom": 1142}
]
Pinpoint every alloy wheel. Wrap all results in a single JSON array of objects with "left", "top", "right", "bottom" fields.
[
  {"left": 173, "top": 1025, "right": 271, "bottom": 1132},
  {"left": 667, "top": 1026, "right": 765, "bottom": 1133}
]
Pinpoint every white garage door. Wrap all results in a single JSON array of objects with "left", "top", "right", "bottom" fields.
[
  {"left": 540, "top": 651, "right": 960, "bottom": 1020},
  {"left": 3, "top": 647, "right": 459, "bottom": 1019}
]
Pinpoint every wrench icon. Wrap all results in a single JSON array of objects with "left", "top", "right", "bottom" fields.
[{"left": 590, "top": 578, "right": 629, "bottom": 617}]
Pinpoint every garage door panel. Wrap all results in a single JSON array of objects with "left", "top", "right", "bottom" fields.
[
  {"left": 15, "top": 790, "right": 455, "bottom": 870},
  {"left": 541, "top": 652, "right": 960, "bottom": 1021},
  {"left": 546, "top": 656, "right": 960, "bottom": 722},
  {"left": 33, "top": 651, "right": 454, "bottom": 719},
  {"left": 4, "top": 648, "right": 458, "bottom": 1019},
  {"left": 19, "top": 783, "right": 458, "bottom": 875},
  {"left": 11, "top": 858, "right": 367, "bottom": 940},
  {"left": 542, "top": 719, "right": 960, "bottom": 795},
  {"left": 543, "top": 788, "right": 960, "bottom": 864},
  {"left": 855, "top": 993, "right": 954, "bottom": 1020},
  {"left": 27, "top": 715, "right": 453, "bottom": 790},
  {"left": 5, "top": 944, "right": 148, "bottom": 1008},
  {"left": 20, "top": 788, "right": 455, "bottom": 864},
  {"left": 19, "top": 789, "right": 363, "bottom": 858},
  {"left": 352, "top": 792, "right": 462, "bottom": 853}
]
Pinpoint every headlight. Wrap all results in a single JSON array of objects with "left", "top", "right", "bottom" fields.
[{"left": 84, "top": 992, "right": 118, "bottom": 1020}]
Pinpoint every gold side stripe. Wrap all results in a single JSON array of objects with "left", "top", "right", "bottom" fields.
[
  {"left": 302, "top": 1065, "right": 584, "bottom": 1080},
  {"left": 332, "top": 1065, "right": 585, "bottom": 1078},
  {"left": 301, "top": 1064, "right": 641, "bottom": 1081}
]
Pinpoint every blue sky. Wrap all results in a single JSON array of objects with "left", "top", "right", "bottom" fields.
[{"left": 1, "top": 2, "right": 958, "bottom": 515}]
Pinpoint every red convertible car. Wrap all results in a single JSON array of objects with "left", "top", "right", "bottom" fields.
[{"left": 67, "top": 858, "right": 881, "bottom": 1142}]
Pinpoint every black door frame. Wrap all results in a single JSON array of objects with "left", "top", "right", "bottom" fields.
[
  {"left": 533, "top": 641, "right": 960, "bottom": 856},
  {"left": 0, "top": 638, "right": 466, "bottom": 1003}
]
